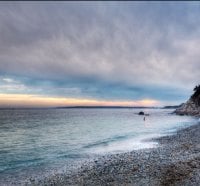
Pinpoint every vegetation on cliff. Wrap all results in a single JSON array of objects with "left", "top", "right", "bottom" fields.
[{"left": 191, "top": 85, "right": 200, "bottom": 106}]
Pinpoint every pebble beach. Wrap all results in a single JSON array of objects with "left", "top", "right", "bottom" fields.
[{"left": 27, "top": 122, "right": 200, "bottom": 186}]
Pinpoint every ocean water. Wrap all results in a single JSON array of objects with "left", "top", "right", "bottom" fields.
[{"left": 0, "top": 108, "right": 198, "bottom": 184}]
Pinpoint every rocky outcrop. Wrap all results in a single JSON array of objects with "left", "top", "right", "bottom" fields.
[
  {"left": 175, "top": 99, "right": 200, "bottom": 116},
  {"left": 175, "top": 85, "right": 200, "bottom": 117}
]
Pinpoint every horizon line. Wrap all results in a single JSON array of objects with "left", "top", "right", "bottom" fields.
[{"left": 0, "top": 105, "right": 180, "bottom": 110}]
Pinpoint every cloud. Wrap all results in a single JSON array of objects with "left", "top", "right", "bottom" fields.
[
  {"left": 2, "top": 78, "right": 17, "bottom": 83},
  {"left": 0, "top": 2, "right": 199, "bottom": 105}
]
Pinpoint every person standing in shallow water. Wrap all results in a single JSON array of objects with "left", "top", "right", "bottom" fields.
[{"left": 143, "top": 117, "right": 145, "bottom": 121}]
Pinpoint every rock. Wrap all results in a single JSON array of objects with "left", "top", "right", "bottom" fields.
[
  {"left": 175, "top": 99, "right": 200, "bottom": 116},
  {"left": 174, "top": 85, "right": 200, "bottom": 117},
  {"left": 138, "top": 111, "right": 145, "bottom": 115}
]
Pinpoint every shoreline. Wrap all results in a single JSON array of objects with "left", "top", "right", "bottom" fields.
[{"left": 26, "top": 122, "right": 200, "bottom": 186}]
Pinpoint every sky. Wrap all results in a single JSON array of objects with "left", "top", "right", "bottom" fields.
[{"left": 0, "top": 2, "right": 199, "bottom": 107}]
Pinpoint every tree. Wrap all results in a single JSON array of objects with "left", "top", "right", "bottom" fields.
[{"left": 191, "top": 84, "right": 200, "bottom": 106}]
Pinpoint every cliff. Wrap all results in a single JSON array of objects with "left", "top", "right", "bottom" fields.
[{"left": 175, "top": 85, "right": 200, "bottom": 117}]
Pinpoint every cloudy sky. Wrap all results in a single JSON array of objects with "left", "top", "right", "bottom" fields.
[{"left": 0, "top": 2, "right": 199, "bottom": 107}]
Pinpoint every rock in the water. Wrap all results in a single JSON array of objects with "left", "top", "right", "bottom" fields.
[{"left": 138, "top": 111, "right": 145, "bottom": 115}]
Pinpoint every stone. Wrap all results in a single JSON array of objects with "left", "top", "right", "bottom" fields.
[
  {"left": 138, "top": 111, "right": 145, "bottom": 115},
  {"left": 174, "top": 85, "right": 200, "bottom": 117}
]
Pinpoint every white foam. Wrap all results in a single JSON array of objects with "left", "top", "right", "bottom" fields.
[{"left": 86, "top": 134, "right": 159, "bottom": 154}]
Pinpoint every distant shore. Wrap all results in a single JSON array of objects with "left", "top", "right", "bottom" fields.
[{"left": 27, "top": 122, "right": 200, "bottom": 186}]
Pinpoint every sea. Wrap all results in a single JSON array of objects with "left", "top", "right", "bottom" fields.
[{"left": 0, "top": 108, "right": 199, "bottom": 185}]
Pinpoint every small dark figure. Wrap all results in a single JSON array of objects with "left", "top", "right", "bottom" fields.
[{"left": 143, "top": 117, "right": 145, "bottom": 121}]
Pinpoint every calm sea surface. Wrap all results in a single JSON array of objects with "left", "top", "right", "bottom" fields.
[{"left": 0, "top": 108, "right": 198, "bottom": 184}]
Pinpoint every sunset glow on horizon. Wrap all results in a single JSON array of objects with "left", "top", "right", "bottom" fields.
[{"left": 0, "top": 94, "right": 160, "bottom": 108}]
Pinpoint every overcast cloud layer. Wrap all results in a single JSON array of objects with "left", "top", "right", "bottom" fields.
[{"left": 0, "top": 2, "right": 199, "bottom": 105}]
